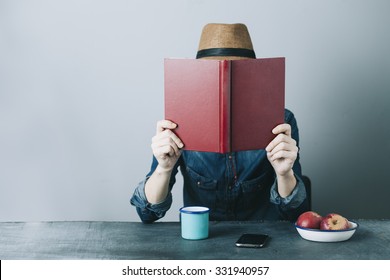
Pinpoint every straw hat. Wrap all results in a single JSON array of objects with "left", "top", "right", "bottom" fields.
[{"left": 196, "top": 23, "right": 256, "bottom": 60}]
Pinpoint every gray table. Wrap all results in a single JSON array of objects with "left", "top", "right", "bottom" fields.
[{"left": 0, "top": 220, "right": 389, "bottom": 260}]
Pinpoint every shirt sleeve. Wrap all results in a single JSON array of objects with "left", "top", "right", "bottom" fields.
[
  {"left": 130, "top": 156, "right": 180, "bottom": 223},
  {"left": 270, "top": 174, "right": 307, "bottom": 209}
]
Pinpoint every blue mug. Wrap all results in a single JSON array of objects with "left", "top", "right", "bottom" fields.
[{"left": 180, "top": 206, "right": 209, "bottom": 240}]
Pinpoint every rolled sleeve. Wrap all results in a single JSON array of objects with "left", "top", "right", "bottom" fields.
[
  {"left": 130, "top": 176, "right": 173, "bottom": 223},
  {"left": 270, "top": 174, "right": 307, "bottom": 210}
]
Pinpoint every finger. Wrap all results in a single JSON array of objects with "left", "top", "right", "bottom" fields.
[
  {"left": 154, "top": 146, "right": 169, "bottom": 160},
  {"left": 155, "top": 145, "right": 177, "bottom": 159},
  {"left": 156, "top": 120, "right": 177, "bottom": 134},
  {"left": 272, "top": 123, "right": 292, "bottom": 137},
  {"left": 152, "top": 140, "right": 178, "bottom": 155},
  {"left": 152, "top": 138, "right": 180, "bottom": 156},
  {"left": 154, "top": 129, "right": 184, "bottom": 148},
  {"left": 268, "top": 150, "right": 297, "bottom": 162},
  {"left": 267, "top": 142, "right": 298, "bottom": 157},
  {"left": 266, "top": 133, "right": 295, "bottom": 152},
  {"left": 167, "top": 130, "right": 184, "bottom": 149}
]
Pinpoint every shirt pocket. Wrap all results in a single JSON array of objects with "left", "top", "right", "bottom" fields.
[
  {"left": 185, "top": 166, "right": 217, "bottom": 209},
  {"left": 238, "top": 173, "right": 272, "bottom": 208},
  {"left": 241, "top": 175, "right": 268, "bottom": 193},
  {"left": 186, "top": 167, "right": 217, "bottom": 190}
]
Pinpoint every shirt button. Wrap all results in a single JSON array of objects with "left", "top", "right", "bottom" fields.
[{"left": 197, "top": 181, "right": 201, "bottom": 185}]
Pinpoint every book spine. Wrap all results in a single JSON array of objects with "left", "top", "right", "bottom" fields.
[{"left": 219, "top": 60, "right": 231, "bottom": 153}]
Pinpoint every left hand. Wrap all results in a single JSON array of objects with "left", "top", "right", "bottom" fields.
[{"left": 265, "top": 124, "right": 298, "bottom": 176}]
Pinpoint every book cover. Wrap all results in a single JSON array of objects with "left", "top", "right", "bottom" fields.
[{"left": 164, "top": 58, "right": 285, "bottom": 153}]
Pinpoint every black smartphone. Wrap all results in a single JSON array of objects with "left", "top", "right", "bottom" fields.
[{"left": 235, "top": 233, "right": 269, "bottom": 248}]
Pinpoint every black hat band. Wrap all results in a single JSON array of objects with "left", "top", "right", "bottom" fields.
[{"left": 196, "top": 48, "right": 256, "bottom": 59}]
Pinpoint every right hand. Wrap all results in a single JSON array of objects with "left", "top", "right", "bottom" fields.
[{"left": 151, "top": 120, "right": 184, "bottom": 172}]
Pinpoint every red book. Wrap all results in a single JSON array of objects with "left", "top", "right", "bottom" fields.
[{"left": 164, "top": 58, "right": 285, "bottom": 153}]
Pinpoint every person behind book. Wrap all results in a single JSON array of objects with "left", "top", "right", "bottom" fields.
[{"left": 131, "top": 23, "right": 309, "bottom": 222}]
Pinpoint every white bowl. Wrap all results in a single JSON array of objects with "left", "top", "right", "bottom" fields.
[{"left": 295, "top": 221, "right": 358, "bottom": 242}]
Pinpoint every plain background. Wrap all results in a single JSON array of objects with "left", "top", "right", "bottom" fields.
[{"left": 1, "top": 0, "right": 389, "bottom": 222}]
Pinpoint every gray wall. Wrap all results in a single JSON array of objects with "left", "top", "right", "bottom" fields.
[{"left": 1, "top": 0, "right": 389, "bottom": 222}]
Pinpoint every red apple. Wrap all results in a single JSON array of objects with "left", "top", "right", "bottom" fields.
[
  {"left": 296, "top": 211, "right": 322, "bottom": 229},
  {"left": 320, "top": 213, "right": 349, "bottom": 230}
]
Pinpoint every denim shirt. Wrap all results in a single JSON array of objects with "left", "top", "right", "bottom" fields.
[{"left": 131, "top": 109, "right": 309, "bottom": 223}]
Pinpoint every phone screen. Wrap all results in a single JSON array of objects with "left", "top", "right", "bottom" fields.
[{"left": 235, "top": 233, "right": 269, "bottom": 248}]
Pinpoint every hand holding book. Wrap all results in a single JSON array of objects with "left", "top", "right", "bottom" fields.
[
  {"left": 266, "top": 123, "right": 299, "bottom": 197},
  {"left": 151, "top": 120, "right": 183, "bottom": 172},
  {"left": 266, "top": 123, "right": 298, "bottom": 176}
]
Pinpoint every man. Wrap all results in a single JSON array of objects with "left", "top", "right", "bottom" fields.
[{"left": 131, "top": 23, "right": 309, "bottom": 222}]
